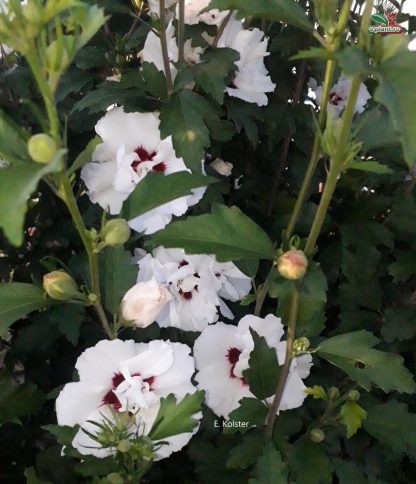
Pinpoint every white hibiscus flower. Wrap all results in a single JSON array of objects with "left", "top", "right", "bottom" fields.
[
  {"left": 179, "top": 0, "right": 229, "bottom": 26},
  {"left": 216, "top": 18, "right": 276, "bottom": 106},
  {"left": 310, "top": 75, "right": 371, "bottom": 119},
  {"left": 136, "top": 247, "right": 252, "bottom": 331},
  {"left": 56, "top": 339, "right": 200, "bottom": 460},
  {"left": 142, "top": 22, "right": 203, "bottom": 80},
  {"left": 193, "top": 314, "right": 313, "bottom": 419},
  {"left": 142, "top": 17, "right": 275, "bottom": 106},
  {"left": 80, "top": 107, "right": 205, "bottom": 235}
]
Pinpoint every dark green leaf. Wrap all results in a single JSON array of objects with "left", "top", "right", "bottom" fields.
[
  {"left": 0, "top": 283, "right": 49, "bottom": 337},
  {"left": 99, "top": 246, "right": 137, "bottom": 315},
  {"left": 243, "top": 330, "right": 280, "bottom": 400},
  {"left": 224, "top": 398, "right": 268, "bottom": 434},
  {"left": 249, "top": 441, "right": 288, "bottom": 483},
  {"left": 371, "top": 13, "right": 388, "bottom": 25},
  {"left": 150, "top": 204, "right": 275, "bottom": 262},
  {"left": 226, "top": 431, "right": 265, "bottom": 469},
  {"left": 288, "top": 438, "right": 333, "bottom": 484},
  {"left": 381, "top": 305, "right": 416, "bottom": 342},
  {"left": 122, "top": 172, "right": 216, "bottom": 220},
  {"left": 317, "top": 330, "right": 416, "bottom": 393},
  {"left": 160, "top": 90, "right": 219, "bottom": 172},
  {"left": 374, "top": 51, "right": 416, "bottom": 167},
  {"left": 142, "top": 61, "right": 168, "bottom": 99},
  {"left": 207, "top": 0, "right": 312, "bottom": 31},
  {"left": 148, "top": 391, "right": 204, "bottom": 441},
  {"left": 48, "top": 304, "right": 84, "bottom": 345},
  {"left": 0, "top": 371, "right": 45, "bottom": 425},
  {"left": 388, "top": 250, "right": 416, "bottom": 283},
  {"left": 0, "top": 109, "right": 29, "bottom": 164}
]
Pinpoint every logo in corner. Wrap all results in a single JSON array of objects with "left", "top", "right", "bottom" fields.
[{"left": 369, "top": 1, "right": 406, "bottom": 34}]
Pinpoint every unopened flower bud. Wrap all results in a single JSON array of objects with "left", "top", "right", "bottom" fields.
[
  {"left": 347, "top": 389, "right": 360, "bottom": 402},
  {"left": 117, "top": 439, "right": 132, "bottom": 453},
  {"left": 294, "top": 336, "right": 310, "bottom": 352},
  {"left": 277, "top": 249, "right": 308, "bottom": 280},
  {"left": 43, "top": 271, "right": 78, "bottom": 301},
  {"left": 121, "top": 278, "right": 172, "bottom": 328},
  {"left": 210, "top": 159, "right": 233, "bottom": 177},
  {"left": 28, "top": 134, "right": 57, "bottom": 164},
  {"left": 309, "top": 428, "right": 325, "bottom": 443},
  {"left": 103, "top": 219, "right": 131, "bottom": 246},
  {"left": 106, "top": 473, "right": 124, "bottom": 484},
  {"left": 328, "top": 387, "right": 340, "bottom": 400}
]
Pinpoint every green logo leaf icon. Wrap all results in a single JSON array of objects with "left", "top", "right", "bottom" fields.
[{"left": 371, "top": 13, "right": 389, "bottom": 25}]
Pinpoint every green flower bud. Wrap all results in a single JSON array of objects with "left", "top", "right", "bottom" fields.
[
  {"left": 103, "top": 219, "right": 131, "bottom": 246},
  {"left": 294, "top": 336, "right": 310, "bottom": 352},
  {"left": 347, "top": 389, "right": 360, "bottom": 402},
  {"left": 309, "top": 428, "right": 325, "bottom": 443},
  {"left": 277, "top": 249, "right": 308, "bottom": 280},
  {"left": 43, "top": 271, "right": 78, "bottom": 301},
  {"left": 117, "top": 439, "right": 132, "bottom": 453},
  {"left": 28, "top": 134, "right": 57, "bottom": 164},
  {"left": 106, "top": 473, "right": 124, "bottom": 484},
  {"left": 328, "top": 386, "right": 340, "bottom": 400}
]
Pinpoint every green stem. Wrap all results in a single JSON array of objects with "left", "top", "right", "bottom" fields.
[
  {"left": 159, "top": 0, "right": 174, "bottom": 94},
  {"left": 25, "top": 51, "right": 60, "bottom": 142},
  {"left": 211, "top": 11, "right": 233, "bottom": 48},
  {"left": 59, "top": 175, "right": 115, "bottom": 340},
  {"left": 265, "top": 287, "right": 299, "bottom": 438},
  {"left": 286, "top": 59, "right": 335, "bottom": 238},
  {"left": 177, "top": 0, "right": 185, "bottom": 63}
]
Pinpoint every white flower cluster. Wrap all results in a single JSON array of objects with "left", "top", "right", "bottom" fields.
[
  {"left": 124, "top": 247, "right": 251, "bottom": 331},
  {"left": 81, "top": 108, "right": 206, "bottom": 235},
  {"left": 142, "top": 10, "right": 275, "bottom": 106},
  {"left": 56, "top": 314, "right": 312, "bottom": 458}
]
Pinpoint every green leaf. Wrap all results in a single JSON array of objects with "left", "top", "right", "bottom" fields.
[
  {"left": 24, "top": 467, "right": 53, "bottom": 484},
  {"left": 99, "top": 246, "right": 137, "bottom": 315},
  {"left": 374, "top": 51, "right": 416, "bottom": 167},
  {"left": 364, "top": 400, "right": 416, "bottom": 461},
  {"left": 48, "top": 304, "right": 84, "bottom": 345},
  {"left": 122, "top": 172, "right": 216, "bottom": 220},
  {"left": 0, "top": 283, "right": 49, "bottom": 337},
  {"left": 348, "top": 161, "right": 393, "bottom": 174},
  {"left": 224, "top": 398, "right": 268, "bottom": 434},
  {"left": 291, "top": 47, "right": 333, "bottom": 61},
  {"left": 243, "top": 329, "right": 280, "bottom": 400},
  {"left": 388, "top": 250, "right": 416, "bottom": 283},
  {"left": 316, "top": 330, "right": 416, "bottom": 393},
  {"left": 0, "top": 109, "right": 29, "bottom": 164},
  {"left": 42, "top": 424, "right": 79, "bottom": 447},
  {"left": 159, "top": 90, "right": 219, "bottom": 172},
  {"left": 142, "top": 61, "right": 168, "bottom": 99},
  {"left": 371, "top": 13, "right": 388, "bottom": 25},
  {"left": 0, "top": 154, "right": 63, "bottom": 245},
  {"left": 337, "top": 45, "right": 370, "bottom": 77},
  {"left": 288, "top": 438, "right": 333, "bottom": 484},
  {"left": 381, "top": 305, "right": 416, "bottom": 342},
  {"left": 72, "top": 4, "right": 107, "bottom": 50},
  {"left": 148, "top": 391, "right": 204, "bottom": 441},
  {"left": 207, "top": 0, "right": 312, "bottom": 31},
  {"left": 226, "top": 97, "right": 262, "bottom": 145},
  {"left": 249, "top": 442, "right": 288, "bottom": 484},
  {"left": 305, "top": 385, "right": 328, "bottom": 400},
  {"left": 0, "top": 371, "right": 45, "bottom": 425},
  {"left": 339, "top": 400, "right": 367, "bottom": 438},
  {"left": 332, "top": 459, "right": 368, "bottom": 484},
  {"left": 226, "top": 431, "right": 265, "bottom": 469},
  {"left": 175, "top": 48, "right": 239, "bottom": 104},
  {"left": 67, "top": 136, "right": 101, "bottom": 176},
  {"left": 150, "top": 204, "right": 275, "bottom": 262}
]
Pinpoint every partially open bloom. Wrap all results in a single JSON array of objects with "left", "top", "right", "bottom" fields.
[
  {"left": 217, "top": 18, "right": 276, "bottom": 106},
  {"left": 310, "top": 75, "right": 371, "bottom": 119},
  {"left": 80, "top": 107, "right": 205, "bottom": 234},
  {"left": 193, "top": 314, "right": 313, "bottom": 418},
  {"left": 136, "top": 247, "right": 251, "bottom": 331},
  {"left": 56, "top": 339, "right": 199, "bottom": 459},
  {"left": 121, "top": 278, "right": 172, "bottom": 328}
]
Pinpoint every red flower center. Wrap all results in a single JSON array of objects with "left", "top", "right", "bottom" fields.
[
  {"left": 131, "top": 145, "right": 166, "bottom": 173},
  {"left": 102, "top": 372, "right": 155, "bottom": 410},
  {"left": 329, "top": 92, "right": 344, "bottom": 106},
  {"left": 226, "top": 347, "right": 248, "bottom": 386},
  {"left": 177, "top": 261, "right": 200, "bottom": 301}
]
